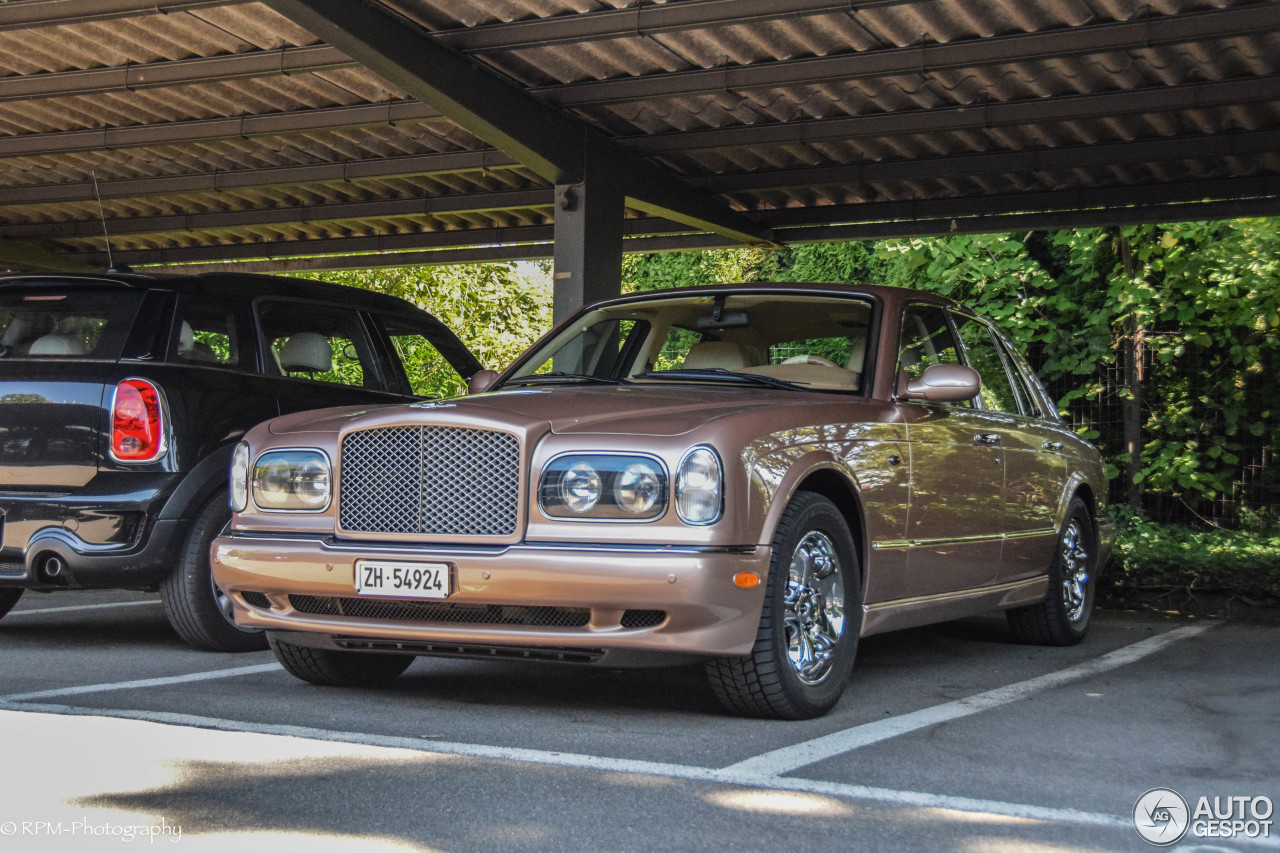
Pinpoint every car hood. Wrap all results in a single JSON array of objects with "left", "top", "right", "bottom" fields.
[{"left": 266, "top": 383, "right": 861, "bottom": 438}]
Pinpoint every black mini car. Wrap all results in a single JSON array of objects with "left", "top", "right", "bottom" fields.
[{"left": 0, "top": 271, "right": 482, "bottom": 651}]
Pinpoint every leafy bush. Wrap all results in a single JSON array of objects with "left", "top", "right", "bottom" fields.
[{"left": 1107, "top": 510, "right": 1280, "bottom": 600}]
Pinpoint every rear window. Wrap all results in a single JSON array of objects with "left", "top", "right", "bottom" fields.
[{"left": 0, "top": 285, "right": 142, "bottom": 360}]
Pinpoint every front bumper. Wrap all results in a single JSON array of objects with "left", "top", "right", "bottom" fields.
[{"left": 211, "top": 532, "right": 771, "bottom": 660}]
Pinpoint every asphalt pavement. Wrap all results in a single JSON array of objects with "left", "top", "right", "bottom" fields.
[{"left": 0, "top": 590, "right": 1276, "bottom": 852}]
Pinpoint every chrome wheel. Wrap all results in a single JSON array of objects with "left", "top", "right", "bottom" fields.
[
  {"left": 784, "top": 530, "right": 846, "bottom": 685},
  {"left": 1060, "top": 519, "right": 1091, "bottom": 624}
]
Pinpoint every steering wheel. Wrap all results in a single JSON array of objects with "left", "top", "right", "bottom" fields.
[{"left": 781, "top": 354, "right": 840, "bottom": 369}]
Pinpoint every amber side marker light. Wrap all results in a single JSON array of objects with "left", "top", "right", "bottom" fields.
[{"left": 733, "top": 572, "right": 761, "bottom": 589}]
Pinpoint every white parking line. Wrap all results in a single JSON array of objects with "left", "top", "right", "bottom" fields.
[
  {"left": 0, "top": 663, "right": 280, "bottom": 702},
  {"left": 4, "top": 697, "right": 1277, "bottom": 848},
  {"left": 725, "top": 622, "right": 1217, "bottom": 776},
  {"left": 4, "top": 599, "right": 162, "bottom": 617},
  {"left": 0, "top": 700, "right": 1134, "bottom": 834}
]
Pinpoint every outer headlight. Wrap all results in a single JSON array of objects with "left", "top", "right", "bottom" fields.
[
  {"left": 676, "top": 446, "right": 722, "bottom": 525},
  {"left": 251, "top": 449, "right": 332, "bottom": 512},
  {"left": 229, "top": 442, "right": 250, "bottom": 513},
  {"left": 540, "top": 454, "right": 667, "bottom": 520}
]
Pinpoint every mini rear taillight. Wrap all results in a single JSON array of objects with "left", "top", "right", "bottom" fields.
[{"left": 111, "top": 379, "right": 165, "bottom": 462}]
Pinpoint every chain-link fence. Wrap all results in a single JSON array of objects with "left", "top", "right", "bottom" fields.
[{"left": 1048, "top": 347, "right": 1280, "bottom": 528}]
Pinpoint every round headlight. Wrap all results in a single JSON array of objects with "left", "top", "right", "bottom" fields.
[
  {"left": 560, "top": 462, "right": 602, "bottom": 513},
  {"left": 614, "top": 461, "right": 662, "bottom": 514},
  {"left": 255, "top": 456, "right": 293, "bottom": 507},
  {"left": 291, "top": 456, "right": 331, "bottom": 508},
  {"left": 251, "top": 450, "right": 332, "bottom": 512}
]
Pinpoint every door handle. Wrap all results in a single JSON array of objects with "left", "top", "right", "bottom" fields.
[
  {"left": 974, "top": 433, "right": 1001, "bottom": 445},
  {"left": 1042, "top": 440, "right": 1064, "bottom": 452}
]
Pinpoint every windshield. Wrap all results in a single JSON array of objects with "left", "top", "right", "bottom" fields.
[{"left": 502, "top": 292, "right": 875, "bottom": 394}]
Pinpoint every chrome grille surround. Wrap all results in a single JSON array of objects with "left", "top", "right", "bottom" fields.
[{"left": 337, "top": 425, "right": 521, "bottom": 539}]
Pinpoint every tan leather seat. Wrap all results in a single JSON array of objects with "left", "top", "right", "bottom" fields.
[{"left": 682, "top": 341, "right": 752, "bottom": 371}]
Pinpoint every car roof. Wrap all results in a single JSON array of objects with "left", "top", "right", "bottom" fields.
[
  {"left": 0, "top": 269, "right": 485, "bottom": 378},
  {"left": 0, "top": 270, "right": 425, "bottom": 315},
  {"left": 587, "top": 281, "right": 964, "bottom": 314}
]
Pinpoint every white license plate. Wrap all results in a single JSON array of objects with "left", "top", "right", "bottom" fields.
[{"left": 355, "top": 560, "right": 451, "bottom": 599}]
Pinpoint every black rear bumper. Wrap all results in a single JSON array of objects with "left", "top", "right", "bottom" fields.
[
  {"left": 0, "top": 518, "right": 186, "bottom": 590},
  {"left": 0, "top": 474, "right": 188, "bottom": 590}
]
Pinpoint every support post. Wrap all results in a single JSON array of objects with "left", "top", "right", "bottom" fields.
[{"left": 552, "top": 151, "right": 625, "bottom": 323}]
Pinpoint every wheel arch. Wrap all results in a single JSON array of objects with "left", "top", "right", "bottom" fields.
[
  {"left": 762, "top": 458, "right": 868, "bottom": 595},
  {"left": 1056, "top": 473, "right": 1099, "bottom": 537}
]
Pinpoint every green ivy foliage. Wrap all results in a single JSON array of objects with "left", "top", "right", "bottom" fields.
[
  {"left": 623, "top": 220, "right": 1280, "bottom": 513},
  {"left": 879, "top": 220, "right": 1280, "bottom": 506},
  {"left": 303, "top": 263, "right": 552, "bottom": 398}
]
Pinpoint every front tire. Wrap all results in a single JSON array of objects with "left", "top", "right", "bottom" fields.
[
  {"left": 706, "top": 492, "right": 861, "bottom": 719},
  {"left": 1007, "top": 496, "right": 1097, "bottom": 646},
  {"left": 269, "top": 635, "right": 413, "bottom": 687},
  {"left": 0, "top": 588, "right": 22, "bottom": 620},
  {"left": 161, "top": 491, "right": 267, "bottom": 652}
]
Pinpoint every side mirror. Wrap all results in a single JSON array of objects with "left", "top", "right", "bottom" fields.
[
  {"left": 468, "top": 369, "right": 499, "bottom": 394},
  {"left": 901, "top": 364, "right": 981, "bottom": 404}
]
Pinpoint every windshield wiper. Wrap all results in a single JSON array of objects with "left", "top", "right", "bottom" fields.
[
  {"left": 632, "top": 368, "right": 803, "bottom": 391},
  {"left": 500, "top": 372, "right": 627, "bottom": 387}
]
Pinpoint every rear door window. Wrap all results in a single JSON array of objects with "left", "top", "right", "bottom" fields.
[
  {"left": 0, "top": 285, "right": 141, "bottom": 360},
  {"left": 257, "top": 301, "right": 385, "bottom": 390}
]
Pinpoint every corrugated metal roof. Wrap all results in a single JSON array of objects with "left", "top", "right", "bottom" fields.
[{"left": 0, "top": 0, "right": 1276, "bottom": 271}]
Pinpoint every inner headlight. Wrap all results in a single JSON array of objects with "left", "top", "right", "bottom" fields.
[
  {"left": 229, "top": 442, "right": 250, "bottom": 513},
  {"left": 540, "top": 454, "right": 667, "bottom": 520},
  {"left": 561, "top": 462, "right": 602, "bottom": 513},
  {"left": 676, "top": 446, "right": 722, "bottom": 524},
  {"left": 251, "top": 449, "right": 331, "bottom": 512}
]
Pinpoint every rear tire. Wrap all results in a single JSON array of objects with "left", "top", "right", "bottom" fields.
[
  {"left": 269, "top": 635, "right": 413, "bottom": 687},
  {"left": 161, "top": 491, "right": 267, "bottom": 652},
  {"left": 1007, "top": 496, "right": 1097, "bottom": 646},
  {"left": 0, "top": 588, "right": 22, "bottom": 620},
  {"left": 705, "top": 492, "right": 861, "bottom": 719}
]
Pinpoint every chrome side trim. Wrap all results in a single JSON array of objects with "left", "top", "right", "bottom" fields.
[
  {"left": 865, "top": 575, "right": 1047, "bottom": 613},
  {"left": 872, "top": 526, "right": 1056, "bottom": 550}
]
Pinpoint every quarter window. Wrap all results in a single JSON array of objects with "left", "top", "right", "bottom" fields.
[
  {"left": 168, "top": 295, "right": 247, "bottom": 369},
  {"left": 380, "top": 316, "right": 457, "bottom": 398}
]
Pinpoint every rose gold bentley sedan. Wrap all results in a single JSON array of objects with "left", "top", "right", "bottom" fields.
[{"left": 212, "top": 283, "right": 1114, "bottom": 719}]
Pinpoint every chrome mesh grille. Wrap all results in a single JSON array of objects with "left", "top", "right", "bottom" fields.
[
  {"left": 290, "top": 595, "right": 590, "bottom": 628},
  {"left": 621, "top": 609, "right": 667, "bottom": 629},
  {"left": 339, "top": 426, "right": 520, "bottom": 537}
]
